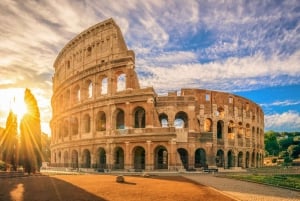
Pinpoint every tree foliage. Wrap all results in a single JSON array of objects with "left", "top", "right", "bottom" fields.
[
  {"left": 264, "top": 131, "right": 280, "bottom": 156},
  {"left": 20, "top": 88, "right": 42, "bottom": 174}
]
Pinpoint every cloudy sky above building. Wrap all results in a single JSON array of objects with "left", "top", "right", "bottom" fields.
[{"left": 0, "top": 0, "right": 299, "bottom": 134}]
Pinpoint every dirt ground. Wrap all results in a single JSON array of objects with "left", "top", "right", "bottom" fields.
[{"left": 0, "top": 174, "right": 235, "bottom": 201}]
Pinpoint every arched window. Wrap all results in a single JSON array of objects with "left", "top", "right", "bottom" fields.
[
  {"left": 204, "top": 118, "right": 212, "bottom": 132},
  {"left": 73, "top": 85, "right": 80, "bottom": 103},
  {"left": 134, "top": 107, "right": 145, "bottom": 128},
  {"left": 86, "top": 46, "right": 92, "bottom": 57},
  {"left": 101, "top": 77, "right": 108, "bottom": 95},
  {"left": 174, "top": 111, "right": 188, "bottom": 128},
  {"left": 88, "top": 81, "right": 93, "bottom": 98},
  {"left": 96, "top": 111, "right": 106, "bottom": 131},
  {"left": 117, "top": 73, "right": 126, "bottom": 92},
  {"left": 217, "top": 120, "right": 224, "bottom": 139},
  {"left": 71, "top": 117, "right": 78, "bottom": 135},
  {"left": 159, "top": 113, "right": 168, "bottom": 128},
  {"left": 238, "top": 122, "right": 243, "bottom": 138},
  {"left": 116, "top": 109, "right": 125, "bottom": 129},
  {"left": 83, "top": 114, "right": 91, "bottom": 133}
]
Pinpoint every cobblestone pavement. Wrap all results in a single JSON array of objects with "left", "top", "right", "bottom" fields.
[{"left": 183, "top": 174, "right": 300, "bottom": 201}]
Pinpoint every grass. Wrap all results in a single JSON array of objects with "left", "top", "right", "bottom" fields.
[{"left": 225, "top": 174, "right": 300, "bottom": 190}]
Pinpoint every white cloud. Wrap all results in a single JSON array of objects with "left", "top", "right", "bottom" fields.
[
  {"left": 265, "top": 111, "right": 300, "bottom": 132},
  {"left": 261, "top": 100, "right": 300, "bottom": 107}
]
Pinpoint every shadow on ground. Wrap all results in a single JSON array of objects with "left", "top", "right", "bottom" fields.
[{"left": 0, "top": 175, "right": 106, "bottom": 201}]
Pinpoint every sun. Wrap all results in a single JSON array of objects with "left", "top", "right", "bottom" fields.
[
  {"left": 11, "top": 97, "right": 27, "bottom": 118},
  {"left": 4, "top": 88, "right": 28, "bottom": 119}
]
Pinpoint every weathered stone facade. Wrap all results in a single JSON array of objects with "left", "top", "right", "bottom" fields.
[{"left": 50, "top": 18, "right": 264, "bottom": 171}]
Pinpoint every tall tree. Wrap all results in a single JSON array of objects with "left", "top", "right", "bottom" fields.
[
  {"left": 0, "top": 110, "right": 18, "bottom": 170},
  {"left": 20, "top": 89, "right": 42, "bottom": 174}
]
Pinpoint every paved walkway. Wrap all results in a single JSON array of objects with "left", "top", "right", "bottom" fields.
[{"left": 183, "top": 174, "right": 300, "bottom": 201}]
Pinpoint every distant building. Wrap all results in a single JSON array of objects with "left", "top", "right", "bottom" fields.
[{"left": 50, "top": 18, "right": 264, "bottom": 171}]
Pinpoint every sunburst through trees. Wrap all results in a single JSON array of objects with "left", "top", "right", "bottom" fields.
[{"left": 0, "top": 88, "right": 42, "bottom": 173}]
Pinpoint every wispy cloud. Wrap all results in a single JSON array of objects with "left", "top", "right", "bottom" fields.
[
  {"left": 261, "top": 100, "right": 300, "bottom": 107},
  {"left": 265, "top": 111, "right": 300, "bottom": 132}
]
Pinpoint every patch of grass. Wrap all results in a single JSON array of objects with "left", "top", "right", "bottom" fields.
[{"left": 226, "top": 174, "right": 300, "bottom": 190}]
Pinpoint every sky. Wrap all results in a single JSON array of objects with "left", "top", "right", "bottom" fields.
[{"left": 0, "top": 0, "right": 299, "bottom": 134}]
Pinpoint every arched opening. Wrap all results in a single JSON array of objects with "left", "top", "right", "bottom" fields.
[
  {"left": 83, "top": 114, "right": 91, "bottom": 133},
  {"left": 238, "top": 122, "right": 243, "bottom": 138},
  {"left": 238, "top": 151, "right": 243, "bottom": 167},
  {"left": 216, "top": 149, "right": 224, "bottom": 168},
  {"left": 252, "top": 151, "right": 255, "bottom": 167},
  {"left": 96, "top": 148, "right": 106, "bottom": 170},
  {"left": 217, "top": 120, "right": 224, "bottom": 139},
  {"left": 204, "top": 118, "right": 212, "bottom": 132},
  {"left": 134, "top": 107, "right": 145, "bottom": 128},
  {"left": 113, "top": 147, "right": 124, "bottom": 169},
  {"left": 117, "top": 73, "right": 126, "bottom": 92},
  {"left": 227, "top": 150, "right": 234, "bottom": 168},
  {"left": 174, "top": 111, "right": 188, "bottom": 128},
  {"left": 96, "top": 111, "right": 106, "bottom": 131},
  {"left": 63, "top": 151, "right": 68, "bottom": 167},
  {"left": 88, "top": 81, "right": 93, "bottom": 98},
  {"left": 245, "top": 123, "right": 251, "bottom": 138},
  {"left": 72, "top": 85, "right": 80, "bottom": 103},
  {"left": 82, "top": 149, "right": 91, "bottom": 168},
  {"left": 228, "top": 120, "right": 235, "bottom": 139},
  {"left": 155, "top": 146, "right": 168, "bottom": 169},
  {"left": 195, "top": 148, "right": 206, "bottom": 168},
  {"left": 133, "top": 146, "right": 145, "bottom": 171},
  {"left": 116, "top": 109, "right": 125, "bottom": 129},
  {"left": 177, "top": 148, "right": 188, "bottom": 169},
  {"left": 71, "top": 117, "right": 78, "bottom": 135},
  {"left": 217, "top": 106, "right": 225, "bottom": 118},
  {"left": 71, "top": 150, "right": 78, "bottom": 168},
  {"left": 159, "top": 113, "right": 168, "bottom": 128},
  {"left": 101, "top": 77, "right": 108, "bottom": 95}
]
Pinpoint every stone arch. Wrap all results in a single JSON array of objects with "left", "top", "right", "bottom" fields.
[
  {"left": 96, "top": 111, "right": 106, "bottom": 131},
  {"left": 115, "top": 108, "right": 125, "bottom": 129},
  {"left": 174, "top": 111, "right": 188, "bottom": 128},
  {"left": 82, "top": 114, "right": 91, "bottom": 133},
  {"left": 159, "top": 113, "right": 168, "bottom": 127},
  {"left": 71, "top": 150, "right": 78, "bottom": 168},
  {"left": 154, "top": 145, "right": 168, "bottom": 169},
  {"left": 82, "top": 79, "right": 93, "bottom": 99},
  {"left": 101, "top": 76, "right": 108, "bottom": 95},
  {"left": 116, "top": 72, "right": 126, "bottom": 92},
  {"left": 195, "top": 148, "right": 206, "bottom": 168},
  {"left": 216, "top": 149, "right": 224, "bottom": 167},
  {"left": 113, "top": 147, "right": 124, "bottom": 169},
  {"left": 133, "top": 146, "right": 146, "bottom": 170},
  {"left": 228, "top": 120, "right": 235, "bottom": 139},
  {"left": 177, "top": 148, "right": 188, "bottom": 169},
  {"left": 217, "top": 120, "right": 224, "bottom": 139},
  {"left": 63, "top": 151, "right": 69, "bottom": 167},
  {"left": 133, "top": 107, "right": 146, "bottom": 128},
  {"left": 238, "top": 122, "right": 243, "bottom": 138},
  {"left": 237, "top": 151, "right": 243, "bottom": 167},
  {"left": 71, "top": 117, "right": 79, "bottom": 135},
  {"left": 96, "top": 147, "right": 106, "bottom": 169},
  {"left": 82, "top": 149, "right": 91, "bottom": 168},
  {"left": 86, "top": 46, "right": 92, "bottom": 57},
  {"left": 204, "top": 118, "right": 212, "bottom": 132},
  {"left": 72, "top": 85, "right": 80, "bottom": 103},
  {"left": 227, "top": 150, "right": 234, "bottom": 168}
]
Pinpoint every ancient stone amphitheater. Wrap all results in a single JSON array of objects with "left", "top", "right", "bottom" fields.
[{"left": 50, "top": 18, "right": 264, "bottom": 171}]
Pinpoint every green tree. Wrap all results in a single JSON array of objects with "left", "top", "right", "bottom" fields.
[
  {"left": 278, "top": 137, "right": 294, "bottom": 151},
  {"left": 287, "top": 144, "right": 300, "bottom": 159},
  {"left": 20, "top": 89, "right": 42, "bottom": 174},
  {"left": 264, "top": 131, "right": 280, "bottom": 156}
]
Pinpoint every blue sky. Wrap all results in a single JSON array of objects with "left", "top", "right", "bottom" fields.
[{"left": 0, "top": 0, "right": 299, "bottom": 133}]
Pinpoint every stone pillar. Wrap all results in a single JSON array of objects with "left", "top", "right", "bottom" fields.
[
  {"left": 169, "top": 139, "right": 177, "bottom": 170},
  {"left": 124, "top": 141, "right": 130, "bottom": 170},
  {"left": 146, "top": 140, "right": 153, "bottom": 170}
]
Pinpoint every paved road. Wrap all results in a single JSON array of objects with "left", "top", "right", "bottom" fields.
[{"left": 183, "top": 174, "right": 300, "bottom": 201}]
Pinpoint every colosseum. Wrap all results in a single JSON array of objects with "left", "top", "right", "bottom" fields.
[{"left": 50, "top": 18, "right": 264, "bottom": 172}]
